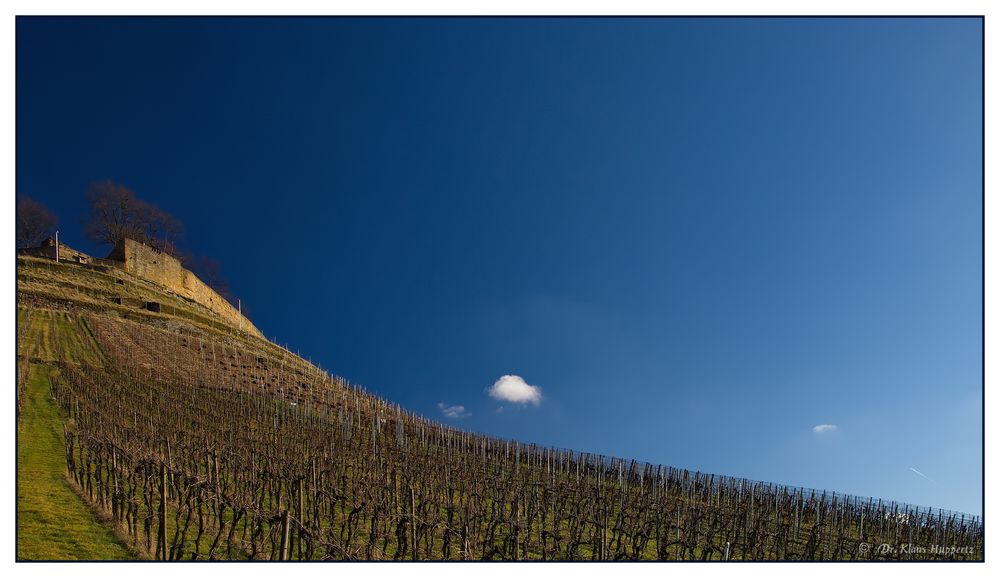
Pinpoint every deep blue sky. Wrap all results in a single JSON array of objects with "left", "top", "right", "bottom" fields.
[{"left": 16, "top": 17, "right": 982, "bottom": 515}]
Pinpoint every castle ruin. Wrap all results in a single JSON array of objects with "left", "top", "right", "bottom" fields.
[{"left": 106, "top": 238, "right": 263, "bottom": 338}]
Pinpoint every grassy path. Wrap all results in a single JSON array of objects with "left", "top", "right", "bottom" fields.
[{"left": 17, "top": 363, "right": 132, "bottom": 560}]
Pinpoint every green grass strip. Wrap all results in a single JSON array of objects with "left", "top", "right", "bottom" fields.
[{"left": 17, "top": 363, "right": 133, "bottom": 560}]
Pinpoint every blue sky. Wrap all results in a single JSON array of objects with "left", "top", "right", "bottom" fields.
[{"left": 16, "top": 17, "right": 982, "bottom": 515}]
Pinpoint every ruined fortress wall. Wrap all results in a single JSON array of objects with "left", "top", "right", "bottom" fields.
[
  {"left": 112, "top": 239, "right": 263, "bottom": 338},
  {"left": 18, "top": 238, "right": 92, "bottom": 263}
]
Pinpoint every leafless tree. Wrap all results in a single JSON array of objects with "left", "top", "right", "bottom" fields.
[
  {"left": 84, "top": 181, "right": 183, "bottom": 257},
  {"left": 140, "top": 201, "right": 184, "bottom": 255},
  {"left": 16, "top": 196, "right": 58, "bottom": 248},
  {"left": 84, "top": 181, "right": 144, "bottom": 247}
]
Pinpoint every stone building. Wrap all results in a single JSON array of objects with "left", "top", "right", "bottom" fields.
[
  {"left": 17, "top": 236, "right": 92, "bottom": 264},
  {"left": 106, "top": 238, "right": 263, "bottom": 338}
]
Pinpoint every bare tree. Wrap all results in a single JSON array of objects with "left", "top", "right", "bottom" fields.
[
  {"left": 84, "top": 181, "right": 145, "bottom": 247},
  {"left": 16, "top": 196, "right": 58, "bottom": 248},
  {"left": 139, "top": 200, "right": 184, "bottom": 256},
  {"left": 84, "top": 180, "right": 184, "bottom": 257}
]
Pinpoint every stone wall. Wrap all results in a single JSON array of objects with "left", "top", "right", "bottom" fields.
[
  {"left": 107, "top": 238, "right": 263, "bottom": 337},
  {"left": 18, "top": 237, "right": 92, "bottom": 264}
]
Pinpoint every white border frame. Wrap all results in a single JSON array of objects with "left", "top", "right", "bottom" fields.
[{"left": 1, "top": 3, "right": 993, "bottom": 577}]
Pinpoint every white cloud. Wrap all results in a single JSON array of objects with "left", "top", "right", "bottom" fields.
[
  {"left": 488, "top": 375, "right": 542, "bottom": 405},
  {"left": 437, "top": 402, "right": 470, "bottom": 419},
  {"left": 812, "top": 424, "right": 838, "bottom": 434},
  {"left": 910, "top": 467, "right": 936, "bottom": 484}
]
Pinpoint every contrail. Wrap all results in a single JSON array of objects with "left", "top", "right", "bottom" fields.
[{"left": 910, "top": 467, "right": 936, "bottom": 484}]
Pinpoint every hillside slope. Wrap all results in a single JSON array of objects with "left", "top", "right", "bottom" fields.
[
  {"left": 17, "top": 361, "right": 131, "bottom": 560},
  {"left": 16, "top": 255, "right": 984, "bottom": 561}
]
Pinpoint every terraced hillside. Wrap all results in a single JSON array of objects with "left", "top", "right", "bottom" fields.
[{"left": 16, "top": 255, "right": 984, "bottom": 561}]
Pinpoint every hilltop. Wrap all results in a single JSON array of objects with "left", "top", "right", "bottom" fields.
[{"left": 15, "top": 248, "right": 984, "bottom": 561}]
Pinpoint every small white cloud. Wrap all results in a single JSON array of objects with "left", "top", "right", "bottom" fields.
[
  {"left": 437, "top": 402, "right": 470, "bottom": 419},
  {"left": 812, "top": 424, "right": 838, "bottom": 434},
  {"left": 910, "top": 467, "right": 936, "bottom": 484},
  {"left": 488, "top": 375, "right": 542, "bottom": 405}
]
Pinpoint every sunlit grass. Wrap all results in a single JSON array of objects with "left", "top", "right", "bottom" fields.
[{"left": 17, "top": 363, "right": 133, "bottom": 560}]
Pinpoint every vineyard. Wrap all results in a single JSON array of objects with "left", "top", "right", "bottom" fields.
[{"left": 17, "top": 256, "right": 984, "bottom": 561}]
